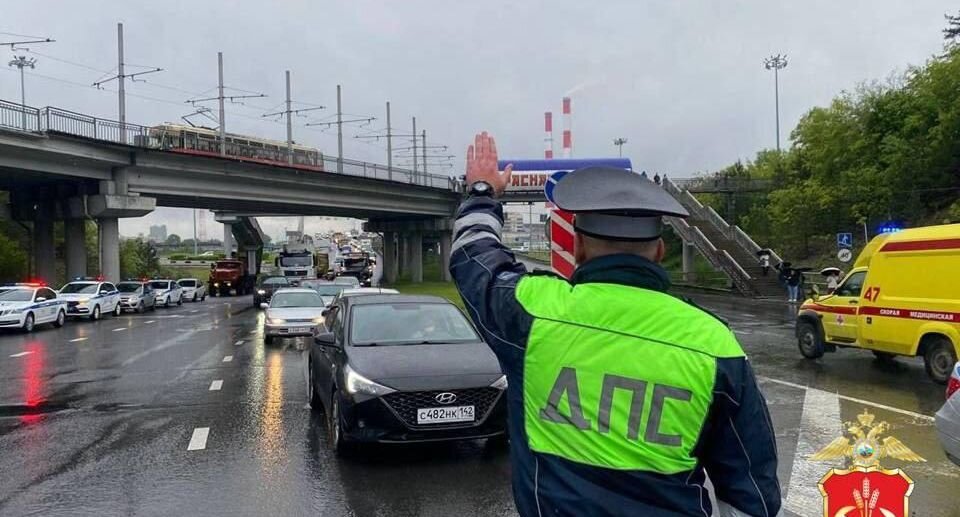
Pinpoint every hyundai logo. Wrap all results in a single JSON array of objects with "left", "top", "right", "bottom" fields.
[{"left": 434, "top": 392, "right": 457, "bottom": 405}]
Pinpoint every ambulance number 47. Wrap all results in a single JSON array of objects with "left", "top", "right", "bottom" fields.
[{"left": 862, "top": 286, "right": 880, "bottom": 302}]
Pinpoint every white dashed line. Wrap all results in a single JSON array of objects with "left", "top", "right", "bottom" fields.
[
  {"left": 191, "top": 310, "right": 200, "bottom": 313},
  {"left": 69, "top": 337, "right": 88, "bottom": 343},
  {"left": 144, "top": 320, "right": 155, "bottom": 324},
  {"left": 112, "top": 327, "right": 127, "bottom": 332},
  {"left": 249, "top": 330, "right": 257, "bottom": 335},
  {"left": 209, "top": 380, "right": 223, "bottom": 391},
  {"left": 187, "top": 427, "right": 209, "bottom": 451},
  {"left": 9, "top": 351, "right": 33, "bottom": 358},
  {"left": 234, "top": 340, "right": 244, "bottom": 346},
  {"left": 222, "top": 355, "right": 233, "bottom": 362}
]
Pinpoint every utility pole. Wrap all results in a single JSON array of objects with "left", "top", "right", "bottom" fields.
[
  {"left": 305, "top": 84, "right": 373, "bottom": 174},
  {"left": 7, "top": 56, "right": 35, "bottom": 129},
  {"left": 186, "top": 52, "right": 265, "bottom": 157},
  {"left": 422, "top": 129, "right": 427, "bottom": 175},
  {"left": 386, "top": 101, "right": 392, "bottom": 178},
  {"left": 263, "top": 71, "right": 324, "bottom": 165},
  {"left": 193, "top": 210, "right": 198, "bottom": 255},
  {"left": 412, "top": 116, "right": 417, "bottom": 179},
  {"left": 93, "top": 24, "right": 161, "bottom": 144},
  {"left": 763, "top": 54, "right": 788, "bottom": 152},
  {"left": 613, "top": 137, "right": 627, "bottom": 157}
]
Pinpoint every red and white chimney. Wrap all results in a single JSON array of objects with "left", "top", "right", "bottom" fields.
[
  {"left": 561, "top": 97, "right": 572, "bottom": 158},
  {"left": 544, "top": 112, "right": 554, "bottom": 159}
]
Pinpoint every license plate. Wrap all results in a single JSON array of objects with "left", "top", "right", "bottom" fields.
[
  {"left": 416, "top": 405, "right": 475, "bottom": 424},
  {"left": 290, "top": 327, "right": 310, "bottom": 333}
]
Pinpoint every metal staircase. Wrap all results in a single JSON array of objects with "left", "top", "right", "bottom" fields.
[{"left": 662, "top": 178, "right": 784, "bottom": 297}]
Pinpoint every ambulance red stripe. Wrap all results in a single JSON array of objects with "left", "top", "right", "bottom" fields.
[{"left": 879, "top": 238, "right": 960, "bottom": 252}]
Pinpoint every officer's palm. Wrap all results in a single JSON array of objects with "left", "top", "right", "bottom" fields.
[{"left": 466, "top": 131, "right": 512, "bottom": 196}]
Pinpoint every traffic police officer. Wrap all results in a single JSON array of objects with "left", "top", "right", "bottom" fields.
[{"left": 450, "top": 132, "right": 781, "bottom": 516}]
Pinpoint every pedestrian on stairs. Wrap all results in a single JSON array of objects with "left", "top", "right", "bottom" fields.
[{"left": 786, "top": 267, "right": 802, "bottom": 302}]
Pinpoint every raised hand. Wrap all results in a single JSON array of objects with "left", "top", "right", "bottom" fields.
[{"left": 465, "top": 131, "right": 512, "bottom": 196}]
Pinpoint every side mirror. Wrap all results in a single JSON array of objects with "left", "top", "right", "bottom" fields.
[
  {"left": 35, "top": 296, "right": 46, "bottom": 302},
  {"left": 259, "top": 302, "right": 269, "bottom": 309},
  {"left": 321, "top": 309, "right": 329, "bottom": 317},
  {"left": 314, "top": 331, "right": 336, "bottom": 346}
]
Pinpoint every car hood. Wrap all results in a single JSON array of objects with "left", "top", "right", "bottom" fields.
[
  {"left": 0, "top": 301, "right": 31, "bottom": 309},
  {"left": 346, "top": 342, "right": 502, "bottom": 391},
  {"left": 267, "top": 307, "right": 324, "bottom": 320}
]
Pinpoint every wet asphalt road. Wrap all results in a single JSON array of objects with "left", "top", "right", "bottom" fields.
[{"left": 0, "top": 292, "right": 956, "bottom": 516}]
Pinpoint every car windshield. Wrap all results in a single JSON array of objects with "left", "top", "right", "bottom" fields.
[
  {"left": 312, "top": 284, "right": 345, "bottom": 296},
  {"left": 0, "top": 289, "right": 33, "bottom": 302},
  {"left": 262, "top": 277, "right": 289, "bottom": 286},
  {"left": 350, "top": 303, "right": 479, "bottom": 346},
  {"left": 117, "top": 283, "right": 142, "bottom": 293},
  {"left": 334, "top": 277, "right": 360, "bottom": 287},
  {"left": 150, "top": 281, "right": 170, "bottom": 290},
  {"left": 279, "top": 255, "right": 312, "bottom": 266},
  {"left": 60, "top": 283, "right": 98, "bottom": 294},
  {"left": 178, "top": 279, "right": 197, "bottom": 287},
  {"left": 270, "top": 292, "right": 324, "bottom": 308}
]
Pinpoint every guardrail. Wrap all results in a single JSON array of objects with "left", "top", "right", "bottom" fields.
[{"left": 0, "top": 99, "right": 456, "bottom": 191}]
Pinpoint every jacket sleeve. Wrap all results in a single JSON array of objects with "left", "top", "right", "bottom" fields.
[
  {"left": 448, "top": 195, "right": 534, "bottom": 357},
  {"left": 698, "top": 357, "right": 782, "bottom": 517}
]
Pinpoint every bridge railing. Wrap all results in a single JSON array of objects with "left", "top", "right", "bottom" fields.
[{"left": 0, "top": 98, "right": 456, "bottom": 191}]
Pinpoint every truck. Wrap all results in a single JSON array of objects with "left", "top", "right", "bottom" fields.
[
  {"left": 208, "top": 258, "right": 255, "bottom": 297},
  {"left": 338, "top": 251, "right": 374, "bottom": 286},
  {"left": 276, "top": 242, "right": 317, "bottom": 282}
]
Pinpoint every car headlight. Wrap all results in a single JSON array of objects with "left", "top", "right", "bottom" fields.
[
  {"left": 10, "top": 307, "right": 24, "bottom": 314},
  {"left": 257, "top": 289, "right": 266, "bottom": 295},
  {"left": 268, "top": 318, "right": 285, "bottom": 325},
  {"left": 77, "top": 298, "right": 90, "bottom": 304},
  {"left": 312, "top": 317, "right": 325, "bottom": 324},
  {"left": 491, "top": 374, "right": 508, "bottom": 390},
  {"left": 213, "top": 282, "right": 220, "bottom": 287},
  {"left": 344, "top": 365, "right": 395, "bottom": 397}
]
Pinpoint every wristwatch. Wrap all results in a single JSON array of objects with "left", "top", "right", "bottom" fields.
[{"left": 469, "top": 181, "right": 493, "bottom": 197}]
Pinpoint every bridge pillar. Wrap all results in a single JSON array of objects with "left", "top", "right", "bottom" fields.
[
  {"left": 682, "top": 240, "right": 695, "bottom": 282},
  {"left": 439, "top": 231, "right": 452, "bottom": 282},
  {"left": 223, "top": 224, "right": 235, "bottom": 257},
  {"left": 33, "top": 213, "right": 56, "bottom": 283},
  {"left": 64, "top": 218, "right": 87, "bottom": 280},
  {"left": 400, "top": 234, "right": 410, "bottom": 277},
  {"left": 382, "top": 231, "right": 398, "bottom": 285},
  {"left": 99, "top": 217, "right": 120, "bottom": 282},
  {"left": 409, "top": 231, "right": 423, "bottom": 283}
]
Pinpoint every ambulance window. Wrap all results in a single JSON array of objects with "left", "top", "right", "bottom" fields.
[{"left": 835, "top": 272, "right": 866, "bottom": 298}]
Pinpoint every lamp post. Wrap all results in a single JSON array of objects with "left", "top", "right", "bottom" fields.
[
  {"left": 613, "top": 137, "right": 627, "bottom": 157},
  {"left": 8, "top": 55, "right": 36, "bottom": 129},
  {"left": 763, "top": 54, "right": 788, "bottom": 152}
]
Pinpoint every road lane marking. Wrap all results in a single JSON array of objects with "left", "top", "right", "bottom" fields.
[
  {"left": 222, "top": 355, "right": 233, "bottom": 362},
  {"left": 69, "top": 337, "right": 87, "bottom": 343},
  {"left": 209, "top": 380, "right": 223, "bottom": 391},
  {"left": 191, "top": 310, "right": 200, "bottom": 313},
  {"left": 9, "top": 351, "right": 33, "bottom": 358},
  {"left": 234, "top": 340, "right": 244, "bottom": 346},
  {"left": 783, "top": 388, "right": 841, "bottom": 515},
  {"left": 144, "top": 320, "right": 155, "bottom": 324},
  {"left": 121, "top": 330, "right": 198, "bottom": 366},
  {"left": 760, "top": 376, "right": 934, "bottom": 421},
  {"left": 112, "top": 327, "right": 127, "bottom": 332},
  {"left": 187, "top": 427, "right": 209, "bottom": 451},
  {"left": 249, "top": 330, "right": 257, "bottom": 335}
]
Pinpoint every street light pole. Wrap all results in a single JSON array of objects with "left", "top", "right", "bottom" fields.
[
  {"left": 8, "top": 56, "right": 36, "bottom": 129},
  {"left": 764, "top": 54, "right": 788, "bottom": 153},
  {"left": 613, "top": 137, "right": 627, "bottom": 157}
]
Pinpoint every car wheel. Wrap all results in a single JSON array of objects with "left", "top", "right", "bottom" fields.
[
  {"left": 136, "top": 302, "right": 145, "bottom": 314},
  {"left": 90, "top": 305, "right": 101, "bottom": 321},
  {"left": 22, "top": 313, "right": 35, "bottom": 333},
  {"left": 53, "top": 310, "right": 65, "bottom": 328},
  {"left": 327, "top": 392, "right": 352, "bottom": 456},
  {"left": 114, "top": 303, "right": 122, "bottom": 317},
  {"left": 193, "top": 293, "right": 198, "bottom": 302},
  {"left": 164, "top": 297, "right": 170, "bottom": 308},
  {"left": 177, "top": 296, "right": 183, "bottom": 306},
  {"left": 201, "top": 294, "right": 206, "bottom": 302},
  {"left": 264, "top": 335, "right": 274, "bottom": 345},
  {"left": 872, "top": 351, "right": 897, "bottom": 363},
  {"left": 797, "top": 321, "right": 824, "bottom": 359},
  {"left": 924, "top": 337, "right": 958, "bottom": 384}
]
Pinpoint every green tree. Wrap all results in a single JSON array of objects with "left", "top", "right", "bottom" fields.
[
  {"left": 165, "top": 234, "right": 182, "bottom": 246},
  {"left": 0, "top": 231, "right": 27, "bottom": 282}
]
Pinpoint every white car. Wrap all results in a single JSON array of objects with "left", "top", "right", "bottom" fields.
[
  {"left": 58, "top": 279, "right": 122, "bottom": 320},
  {"left": 150, "top": 279, "right": 184, "bottom": 308},
  {"left": 177, "top": 278, "right": 207, "bottom": 302},
  {"left": 0, "top": 284, "right": 68, "bottom": 332},
  {"left": 262, "top": 288, "right": 327, "bottom": 345}
]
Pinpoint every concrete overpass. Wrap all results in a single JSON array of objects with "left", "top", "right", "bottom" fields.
[{"left": 0, "top": 100, "right": 460, "bottom": 284}]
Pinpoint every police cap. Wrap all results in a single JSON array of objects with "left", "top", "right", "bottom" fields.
[{"left": 552, "top": 166, "right": 689, "bottom": 241}]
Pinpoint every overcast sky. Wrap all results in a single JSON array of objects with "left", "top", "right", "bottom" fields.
[{"left": 4, "top": 0, "right": 955, "bottom": 238}]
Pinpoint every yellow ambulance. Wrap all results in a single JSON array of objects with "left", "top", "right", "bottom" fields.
[{"left": 796, "top": 223, "right": 960, "bottom": 383}]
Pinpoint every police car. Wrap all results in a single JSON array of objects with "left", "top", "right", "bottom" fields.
[
  {"left": 58, "top": 278, "right": 122, "bottom": 320},
  {"left": 149, "top": 279, "right": 183, "bottom": 308},
  {"left": 0, "top": 283, "right": 68, "bottom": 332}
]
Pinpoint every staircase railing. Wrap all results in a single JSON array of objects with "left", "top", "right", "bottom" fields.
[{"left": 664, "top": 217, "right": 757, "bottom": 296}]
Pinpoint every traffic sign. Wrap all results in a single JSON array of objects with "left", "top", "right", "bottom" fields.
[
  {"left": 837, "top": 248, "right": 853, "bottom": 263},
  {"left": 837, "top": 232, "right": 853, "bottom": 249}
]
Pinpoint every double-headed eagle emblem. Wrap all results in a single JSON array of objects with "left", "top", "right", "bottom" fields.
[{"left": 811, "top": 409, "right": 925, "bottom": 467}]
